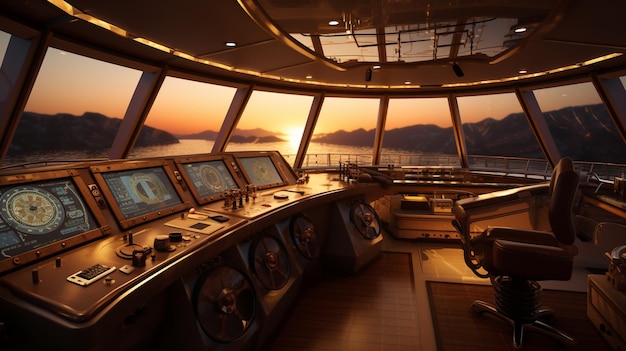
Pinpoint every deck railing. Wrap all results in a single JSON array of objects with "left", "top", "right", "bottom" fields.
[{"left": 287, "top": 153, "right": 626, "bottom": 182}]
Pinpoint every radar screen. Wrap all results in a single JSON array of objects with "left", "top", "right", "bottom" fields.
[
  {"left": 0, "top": 172, "right": 103, "bottom": 273},
  {"left": 180, "top": 159, "right": 239, "bottom": 203},
  {"left": 238, "top": 156, "right": 284, "bottom": 188},
  {"left": 92, "top": 162, "right": 187, "bottom": 229}
]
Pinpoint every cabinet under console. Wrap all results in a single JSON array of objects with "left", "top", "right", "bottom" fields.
[{"left": 587, "top": 274, "right": 626, "bottom": 350}]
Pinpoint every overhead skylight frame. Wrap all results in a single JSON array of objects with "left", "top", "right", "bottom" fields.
[{"left": 292, "top": 17, "right": 518, "bottom": 65}]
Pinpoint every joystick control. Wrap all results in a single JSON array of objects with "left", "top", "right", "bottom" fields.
[{"left": 132, "top": 247, "right": 152, "bottom": 267}]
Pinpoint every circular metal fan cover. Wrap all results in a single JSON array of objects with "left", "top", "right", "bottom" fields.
[
  {"left": 290, "top": 215, "right": 320, "bottom": 259},
  {"left": 194, "top": 265, "right": 255, "bottom": 343},
  {"left": 250, "top": 235, "right": 290, "bottom": 290},
  {"left": 350, "top": 201, "right": 381, "bottom": 239}
]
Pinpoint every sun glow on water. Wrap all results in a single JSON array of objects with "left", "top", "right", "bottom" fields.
[{"left": 284, "top": 128, "right": 303, "bottom": 149}]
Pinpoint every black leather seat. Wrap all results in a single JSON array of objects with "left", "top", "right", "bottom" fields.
[{"left": 452, "top": 157, "right": 579, "bottom": 350}]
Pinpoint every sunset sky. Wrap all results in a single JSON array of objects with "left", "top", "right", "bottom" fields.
[{"left": 4, "top": 37, "right": 604, "bottom": 137}]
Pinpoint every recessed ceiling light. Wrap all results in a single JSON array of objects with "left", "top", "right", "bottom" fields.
[
  {"left": 373, "top": 65, "right": 381, "bottom": 69},
  {"left": 404, "top": 81, "right": 411, "bottom": 85},
  {"left": 306, "top": 75, "right": 313, "bottom": 79},
  {"left": 514, "top": 27, "right": 527, "bottom": 33},
  {"left": 328, "top": 20, "right": 339, "bottom": 26},
  {"left": 518, "top": 69, "right": 528, "bottom": 74},
  {"left": 225, "top": 42, "right": 237, "bottom": 47}
]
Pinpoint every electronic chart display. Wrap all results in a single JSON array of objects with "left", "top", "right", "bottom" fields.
[
  {"left": 92, "top": 162, "right": 187, "bottom": 229},
  {"left": 0, "top": 171, "right": 105, "bottom": 273},
  {"left": 237, "top": 155, "right": 286, "bottom": 189},
  {"left": 178, "top": 158, "right": 241, "bottom": 204}
]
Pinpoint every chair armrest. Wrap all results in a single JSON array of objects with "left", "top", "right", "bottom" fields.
[
  {"left": 454, "top": 182, "right": 549, "bottom": 215},
  {"left": 452, "top": 183, "right": 550, "bottom": 237},
  {"left": 479, "top": 226, "right": 560, "bottom": 246}
]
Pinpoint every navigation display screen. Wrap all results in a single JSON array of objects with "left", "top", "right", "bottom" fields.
[
  {"left": 181, "top": 159, "right": 239, "bottom": 200},
  {"left": 100, "top": 166, "right": 183, "bottom": 220},
  {"left": 0, "top": 177, "right": 100, "bottom": 266},
  {"left": 238, "top": 156, "right": 284, "bottom": 187}
]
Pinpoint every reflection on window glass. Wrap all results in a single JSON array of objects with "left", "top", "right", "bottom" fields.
[
  {"left": 5, "top": 48, "right": 142, "bottom": 165},
  {"left": 0, "top": 30, "right": 14, "bottom": 111},
  {"left": 457, "top": 93, "right": 545, "bottom": 171},
  {"left": 381, "top": 98, "right": 459, "bottom": 166},
  {"left": 534, "top": 82, "right": 626, "bottom": 164},
  {"left": 305, "top": 97, "right": 379, "bottom": 167},
  {"left": 225, "top": 90, "right": 312, "bottom": 165},
  {"left": 0, "top": 30, "right": 9, "bottom": 64},
  {"left": 131, "top": 77, "right": 237, "bottom": 158}
]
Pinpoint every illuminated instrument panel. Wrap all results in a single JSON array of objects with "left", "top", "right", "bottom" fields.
[
  {"left": 238, "top": 155, "right": 285, "bottom": 188},
  {"left": 91, "top": 160, "right": 188, "bottom": 229},
  {"left": 184, "top": 160, "right": 239, "bottom": 198},
  {"left": 0, "top": 151, "right": 385, "bottom": 351},
  {"left": 175, "top": 155, "right": 245, "bottom": 204},
  {"left": 0, "top": 171, "right": 108, "bottom": 274}
]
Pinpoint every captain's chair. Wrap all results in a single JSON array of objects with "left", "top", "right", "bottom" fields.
[{"left": 452, "top": 157, "right": 579, "bottom": 350}]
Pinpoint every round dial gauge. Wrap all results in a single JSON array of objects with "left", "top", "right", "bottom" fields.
[
  {"left": 201, "top": 166, "right": 223, "bottom": 191},
  {"left": 0, "top": 186, "right": 65, "bottom": 234},
  {"left": 128, "top": 173, "right": 167, "bottom": 205}
]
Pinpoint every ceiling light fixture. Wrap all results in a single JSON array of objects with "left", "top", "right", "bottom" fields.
[
  {"left": 225, "top": 42, "right": 237, "bottom": 47},
  {"left": 328, "top": 20, "right": 339, "bottom": 26}
]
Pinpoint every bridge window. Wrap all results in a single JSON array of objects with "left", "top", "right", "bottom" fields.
[
  {"left": 225, "top": 90, "right": 312, "bottom": 165},
  {"left": 0, "top": 30, "right": 8, "bottom": 60},
  {"left": 533, "top": 82, "right": 626, "bottom": 164},
  {"left": 457, "top": 92, "right": 545, "bottom": 172},
  {"left": 381, "top": 97, "right": 459, "bottom": 167},
  {"left": 131, "top": 77, "right": 237, "bottom": 158},
  {"left": 8, "top": 48, "right": 142, "bottom": 164},
  {"left": 304, "top": 97, "right": 380, "bottom": 167}
]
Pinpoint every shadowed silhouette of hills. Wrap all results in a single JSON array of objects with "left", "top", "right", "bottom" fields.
[
  {"left": 312, "top": 104, "right": 626, "bottom": 163},
  {"left": 10, "top": 104, "right": 626, "bottom": 164},
  {"left": 178, "top": 128, "right": 285, "bottom": 143},
  {"left": 8, "top": 112, "right": 178, "bottom": 154}
]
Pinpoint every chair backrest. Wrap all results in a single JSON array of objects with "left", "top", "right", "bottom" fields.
[{"left": 548, "top": 157, "right": 578, "bottom": 245}]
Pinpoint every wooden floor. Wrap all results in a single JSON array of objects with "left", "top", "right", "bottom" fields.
[
  {"left": 269, "top": 252, "right": 419, "bottom": 351},
  {"left": 266, "top": 234, "right": 605, "bottom": 351}
]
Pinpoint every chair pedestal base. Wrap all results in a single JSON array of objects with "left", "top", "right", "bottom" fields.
[
  {"left": 472, "top": 276, "right": 576, "bottom": 350},
  {"left": 472, "top": 300, "right": 576, "bottom": 350}
]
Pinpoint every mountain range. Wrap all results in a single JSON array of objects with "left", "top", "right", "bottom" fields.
[
  {"left": 10, "top": 104, "right": 626, "bottom": 163},
  {"left": 308, "top": 104, "right": 625, "bottom": 163},
  {"left": 7, "top": 112, "right": 178, "bottom": 155}
]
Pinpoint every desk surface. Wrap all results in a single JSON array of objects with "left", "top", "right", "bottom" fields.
[{"left": 582, "top": 187, "right": 626, "bottom": 219}]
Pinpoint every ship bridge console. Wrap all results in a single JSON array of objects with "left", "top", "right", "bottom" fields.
[
  {"left": 0, "top": 150, "right": 624, "bottom": 350},
  {"left": 0, "top": 151, "right": 386, "bottom": 350}
]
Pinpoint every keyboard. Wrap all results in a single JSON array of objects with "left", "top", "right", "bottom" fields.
[{"left": 67, "top": 263, "right": 116, "bottom": 286}]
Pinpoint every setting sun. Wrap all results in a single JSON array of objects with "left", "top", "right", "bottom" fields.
[{"left": 283, "top": 127, "right": 304, "bottom": 148}]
